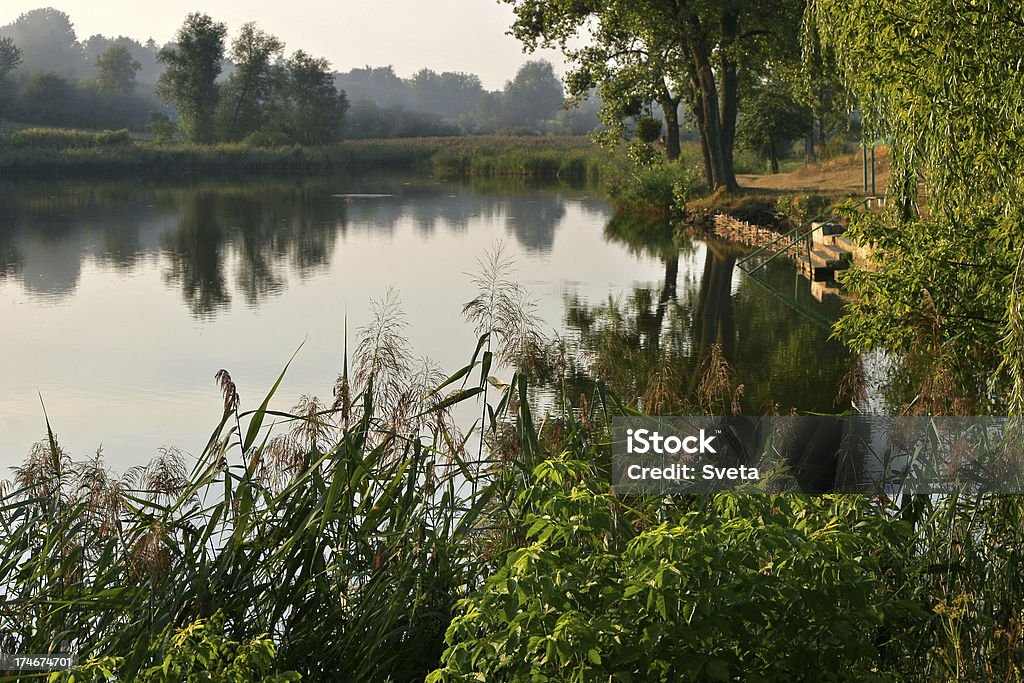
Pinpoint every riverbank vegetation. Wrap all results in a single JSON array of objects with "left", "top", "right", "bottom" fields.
[
  {"left": 810, "top": 0, "right": 1024, "bottom": 414},
  {"left": 3, "top": 0, "right": 1024, "bottom": 680},
  {"left": 2, "top": 276, "right": 1021, "bottom": 680},
  {"left": 0, "top": 132, "right": 607, "bottom": 179}
]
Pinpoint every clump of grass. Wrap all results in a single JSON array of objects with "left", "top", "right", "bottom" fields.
[{"left": 3, "top": 127, "right": 134, "bottom": 149}]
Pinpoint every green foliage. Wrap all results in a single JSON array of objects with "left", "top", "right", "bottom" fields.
[
  {"left": 635, "top": 116, "right": 662, "bottom": 145},
  {"left": 503, "top": 0, "right": 805, "bottom": 189},
  {"left": 0, "top": 36, "right": 21, "bottom": 80},
  {"left": 793, "top": 17, "right": 854, "bottom": 157},
  {"left": 0, "top": 328, "right": 493, "bottom": 680},
  {"left": 501, "top": 60, "right": 564, "bottom": 129},
  {"left": 345, "top": 99, "right": 460, "bottom": 139},
  {"left": 138, "top": 612, "right": 299, "bottom": 682},
  {"left": 737, "top": 78, "right": 811, "bottom": 173},
  {"left": 603, "top": 159, "right": 702, "bottom": 215},
  {"left": 429, "top": 456, "right": 916, "bottom": 682},
  {"left": 773, "top": 193, "right": 832, "bottom": 227},
  {"left": 18, "top": 71, "right": 73, "bottom": 124},
  {"left": 0, "top": 281, "right": 1022, "bottom": 680},
  {"left": 808, "top": 0, "right": 1024, "bottom": 411},
  {"left": 0, "top": 135, "right": 598, "bottom": 179},
  {"left": 217, "top": 23, "right": 285, "bottom": 142},
  {"left": 0, "top": 8, "right": 78, "bottom": 75},
  {"left": 95, "top": 44, "right": 141, "bottom": 96},
  {"left": 430, "top": 135, "right": 604, "bottom": 180},
  {"left": 51, "top": 613, "right": 300, "bottom": 682},
  {"left": 270, "top": 50, "right": 349, "bottom": 145},
  {"left": 157, "top": 13, "right": 228, "bottom": 143},
  {"left": 147, "top": 113, "right": 179, "bottom": 145}
]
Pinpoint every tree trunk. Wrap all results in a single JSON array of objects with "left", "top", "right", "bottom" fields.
[
  {"left": 689, "top": 250, "right": 737, "bottom": 393},
  {"left": 660, "top": 98, "right": 681, "bottom": 161},
  {"left": 684, "top": 21, "right": 738, "bottom": 192},
  {"left": 690, "top": 88, "right": 714, "bottom": 187},
  {"left": 651, "top": 255, "right": 680, "bottom": 354},
  {"left": 717, "top": 9, "right": 740, "bottom": 190}
]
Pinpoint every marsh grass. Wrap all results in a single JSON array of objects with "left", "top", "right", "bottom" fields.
[
  {"left": 0, "top": 134, "right": 606, "bottom": 181},
  {"left": 2, "top": 267, "right": 1023, "bottom": 681}
]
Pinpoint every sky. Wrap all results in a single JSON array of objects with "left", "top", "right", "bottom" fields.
[{"left": 0, "top": 1, "right": 569, "bottom": 90}]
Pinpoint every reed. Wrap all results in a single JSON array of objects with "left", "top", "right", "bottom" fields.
[
  {"left": 0, "top": 134, "right": 606, "bottom": 181},
  {"left": 1, "top": 271, "right": 1022, "bottom": 681}
]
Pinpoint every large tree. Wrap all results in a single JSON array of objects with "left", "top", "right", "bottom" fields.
[
  {"left": 409, "top": 69, "right": 485, "bottom": 120},
  {"left": 276, "top": 51, "right": 349, "bottom": 145},
  {"left": 0, "top": 37, "right": 23, "bottom": 121},
  {"left": 95, "top": 44, "right": 141, "bottom": 95},
  {"left": 218, "top": 22, "right": 284, "bottom": 141},
  {"left": 500, "top": 59, "right": 564, "bottom": 129},
  {"left": 809, "top": 0, "right": 1024, "bottom": 413},
  {"left": 0, "top": 8, "right": 82, "bottom": 77},
  {"left": 156, "top": 13, "right": 227, "bottom": 143},
  {"left": 502, "top": 0, "right": 803, "bottom": 191},
  {"left": 0, "top": 36, "right": 21, "bottom": 79},
  {"left": 736, "top": 76, "right": 811, "bottom": 173}
]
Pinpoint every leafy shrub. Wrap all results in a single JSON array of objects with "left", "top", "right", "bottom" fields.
[
  {"left": 635, "top": 116, "right": 663, "bottom": 145},
  {"left": 604, "top": 160, "right": 702, "bottom": 214},
  {"left": 52, "top": 612, "right": 301, "bottom": 682},
  {"left": 774, "top": 193, "right": 833, "bottom": 226},
  {"left": 429, "top": 456, "right": 918, "bottom": 682}
]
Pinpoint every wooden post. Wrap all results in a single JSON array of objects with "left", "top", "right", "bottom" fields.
[
  {"left": 862, "top": 142, "right": 868, "bottom": 193},
  {"left": 870, "top": 144, "right": 876, "bottom": 196}
]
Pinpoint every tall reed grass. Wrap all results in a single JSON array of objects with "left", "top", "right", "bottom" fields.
[
  {"left": 1, "top": 253, "right": 1021, "bottom": 681},
  {"left": 0, "top": 134, "right": 605, "bottom": 181}
]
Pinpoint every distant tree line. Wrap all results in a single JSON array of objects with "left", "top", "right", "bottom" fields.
[
  {"left": 0, "top": 9, "right": 168, "bottom": 131},
  {"left": 337, "top": 60, "right": 601, "bottom": 137},
  {"left": 0, "top": 6, "right": 603, "bottom": 144}
]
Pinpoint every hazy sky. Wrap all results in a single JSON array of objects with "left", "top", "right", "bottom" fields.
[{"left": 0, "top": 1, "right": 569, "bottom": 89}]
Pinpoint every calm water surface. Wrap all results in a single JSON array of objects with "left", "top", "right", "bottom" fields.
[{"left": 0, "top": 174, "right": 854, "bottom": 470}]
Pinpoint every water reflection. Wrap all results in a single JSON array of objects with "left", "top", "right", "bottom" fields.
[
  {"left": 0, "top": 175, "right": 578, "bottom": 315},
  {"left": 565, "top": 213, "right": 854, "bottom": 413},
  {"left": 0, "top": 175, "right": 859, "bottom": 465},
  {"left": 160, "top": 184, "right": 346, "bottom": 316}
]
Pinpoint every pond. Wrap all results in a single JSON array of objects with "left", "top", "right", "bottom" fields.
[{"left": 0, "top": 173, "right": 856, "bottom": 471}]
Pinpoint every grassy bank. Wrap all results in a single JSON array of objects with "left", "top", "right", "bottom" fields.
[{"left": 0, "top": 128, "right": 607, "bottom": 180}]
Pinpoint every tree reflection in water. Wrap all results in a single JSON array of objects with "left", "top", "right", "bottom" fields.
[
  {"left": 565, "top": 212, "right": 853, "bottom": 414},
  {"left": 160, "top": 182, "right": 347, "bottom": 316}
]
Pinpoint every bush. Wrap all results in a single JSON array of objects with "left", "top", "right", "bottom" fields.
[
  {"left": 603, "top": 160, "right": 702, "bottom": 214},
  {"left": 774, "top": 193, "right": 833, "bottom": 226},
  {"left": 429, "top": 456, "right": 918, "bottom": 683}
]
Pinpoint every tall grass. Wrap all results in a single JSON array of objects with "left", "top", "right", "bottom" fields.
[
  {"left": 0, "top": 134, "right": 605, "bottom": 180},
  {"left": 1, "top": 258, "right": 1022, "bottom": 681}
]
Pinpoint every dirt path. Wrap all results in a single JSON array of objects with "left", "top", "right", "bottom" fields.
[{"left": 737, "top": 147, "right": 890, "bottom": 194}]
